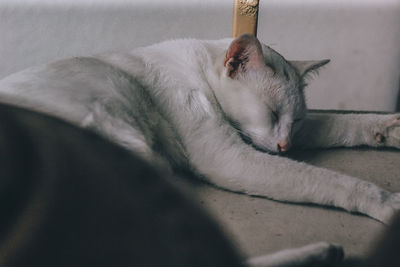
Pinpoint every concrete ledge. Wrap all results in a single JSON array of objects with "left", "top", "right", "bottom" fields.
[{"left": 180, "top": 147, "right": 400, "bottom": 259}]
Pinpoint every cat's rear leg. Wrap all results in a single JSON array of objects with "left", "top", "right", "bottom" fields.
[{"left": 246, "top": 242, "right": 344, "bottom": 267}]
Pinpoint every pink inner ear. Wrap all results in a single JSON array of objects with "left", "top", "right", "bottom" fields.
[
  {"left": 224, "top": 34, "right": 265, "bottom": 77},
  {"left": 224, "top": 41, "right": 247, "bottom": 67}
]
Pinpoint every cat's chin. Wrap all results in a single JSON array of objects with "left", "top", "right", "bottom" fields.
[
  {"left": 251, "top": 144, "right": 282, "bottom": 155},
  {"left": 238, "top": 132, "right": 281, "bottom": 155}
]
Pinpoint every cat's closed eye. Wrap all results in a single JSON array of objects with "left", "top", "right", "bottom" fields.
[
  {"left": 271, "top": 111, "right": 279, "bottom": 122},
  {"left": 283, "top": 69, "right": 290, "bottom": 80}
]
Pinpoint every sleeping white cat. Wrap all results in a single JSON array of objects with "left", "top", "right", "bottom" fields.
[{"left": 0, "top": 34, "right": 399, "bottom": 266}]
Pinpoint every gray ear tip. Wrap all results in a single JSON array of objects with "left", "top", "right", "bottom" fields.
[
  {"left": 313, "top": 59, "right": 330, "bottom": 70},
  {"left": 322, "top": 59, "right": 331, "bottom": 64}
]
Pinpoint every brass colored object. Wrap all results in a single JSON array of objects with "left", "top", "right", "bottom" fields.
[{"left": 232, "top": 0, "right": 260, "bottom": 37}]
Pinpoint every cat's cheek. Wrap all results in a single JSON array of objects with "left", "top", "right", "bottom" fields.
[{"left": 251, "top": 137, "right": 280, "bottom": 153}]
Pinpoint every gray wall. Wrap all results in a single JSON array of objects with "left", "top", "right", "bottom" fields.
[{"left": 1, "top": 0, "right": 399, "bottom": 111}]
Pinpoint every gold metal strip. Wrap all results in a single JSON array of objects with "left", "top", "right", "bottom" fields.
[{"left": 232, "top": 0, "right": 260, "bottom": 37}]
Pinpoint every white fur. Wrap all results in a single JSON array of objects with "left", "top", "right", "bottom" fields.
[
  {"left": 1, "top": 37, "right": 400, "bottom": 266},
  {"left": 0, "top": 37, "right": 399, "bottom": 223}
]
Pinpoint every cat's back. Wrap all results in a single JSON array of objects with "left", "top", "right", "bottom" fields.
[
  {"left": 0, "top": 38, "right": 227, "bottom": 123},
  {"left": 120, "top": 38, "right": 231, "bottom": 90},
  {"left": 0, "top": 56, "right": 144, "bottom": 124}
]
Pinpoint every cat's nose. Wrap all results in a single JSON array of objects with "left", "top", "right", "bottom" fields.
[{"left": 277, "top": 140, "right": 290, "bottom": 153}]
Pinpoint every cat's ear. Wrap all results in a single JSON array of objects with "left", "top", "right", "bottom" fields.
[
  {"left": 224, "top": 34, "right": 265, "bottom": 79},
  {"left": 289, "top": 59, "right": 330, "bottom": 78}
]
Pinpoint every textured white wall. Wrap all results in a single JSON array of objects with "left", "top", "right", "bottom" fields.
[{"left": 1, "top": 0, "right": 399, "bottom": 111}]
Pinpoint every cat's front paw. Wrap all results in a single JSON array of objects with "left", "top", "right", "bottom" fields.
[
  {"left": 378, "top": 192, "right": 400, "bottom": 224},
  {"left": 374, "top": 115, "right": 400, "bottom": 149}
]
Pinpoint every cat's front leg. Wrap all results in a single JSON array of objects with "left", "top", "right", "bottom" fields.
[
  {"left": 185, "top": 122, "right": 400, "bottom": 224},
  {"left": 294, "top": 111, "right": 400, "bottom": 149}
]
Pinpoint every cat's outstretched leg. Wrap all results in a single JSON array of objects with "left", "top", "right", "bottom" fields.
[
  {"left": 294, "top": 111, "right": 400, "bottom": 150},
  {"left": 246, "top": 242, "right": 344, "bottom": 267},
  {"left": 185, "top": 121, "right": 400, "bottom": 224}
]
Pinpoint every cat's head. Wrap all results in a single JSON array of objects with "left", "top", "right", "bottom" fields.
[{"left": 219, "top": 34, "right": 329, "bottom": 154}]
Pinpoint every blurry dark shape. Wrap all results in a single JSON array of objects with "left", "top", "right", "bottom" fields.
[
  {"left": 366, "top": 212, "right": 400, "bottom": 267},
  {"left": 337, "top": 212, "right": 400, "bottom": 267},
  {"left": 0, "top": 103, "right": 243, "bottom": 267}
]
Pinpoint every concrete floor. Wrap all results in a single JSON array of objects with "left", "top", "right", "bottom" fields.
[{"left": 178, "top": 147, "right": 400, "bottom": 260}]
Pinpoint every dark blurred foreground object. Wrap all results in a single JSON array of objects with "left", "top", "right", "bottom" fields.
[
  {"left": 366, "top": 212, "right": 400, "bottom": 267},
  {"left": 0, "top": 103, "right": 243, "bottom": 267},
  {"left": 336, "top": 212, "right": 400, "bottom": 267}
]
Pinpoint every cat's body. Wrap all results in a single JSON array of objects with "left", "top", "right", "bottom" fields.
[{"left": 1, "top": 35, "right": 400, "bottom": 266}]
